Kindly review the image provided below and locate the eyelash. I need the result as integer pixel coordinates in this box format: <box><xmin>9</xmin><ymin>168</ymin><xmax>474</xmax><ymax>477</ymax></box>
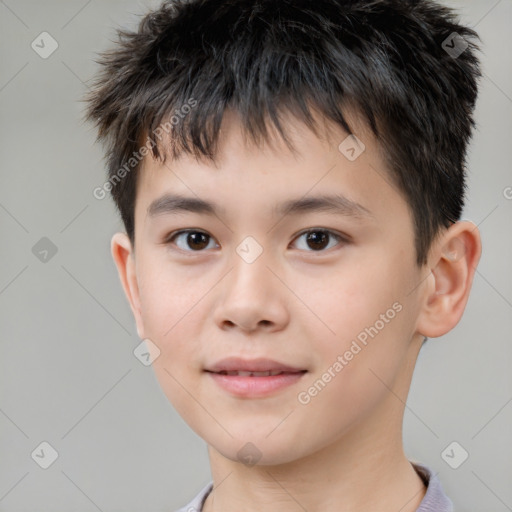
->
<box><xmin>164</xmin><ymin>228</ymin><xmax>348</xmax><ymax>254</ymax></box>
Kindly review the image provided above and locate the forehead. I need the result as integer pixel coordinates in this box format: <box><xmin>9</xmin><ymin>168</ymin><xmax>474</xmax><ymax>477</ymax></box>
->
<box><xmin>135</xmin><ymin>109</ymin><xmax>408</xmax><ymax>227</ymax></box>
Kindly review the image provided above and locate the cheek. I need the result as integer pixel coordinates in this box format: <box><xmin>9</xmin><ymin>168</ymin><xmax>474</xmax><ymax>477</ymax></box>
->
<box><xmin>136</xmin><ymin>262</ymin><xmax>206</xmax><ymax>423</ymax></box>
<box><xmin>293</xmin><ymin>258</ymin><xmax>413</xmax><ymax>400</ymax></box>
<box><xmin>137</xmin><ymin>257</ymin><xmax>204</xmax><ymax>341</ymax></box>
<box><xmin>294</xmin><ymin>307</ymin><xmax>412</xmax><ymax>443</ymax></box>
<box><xmin>293</xmin><ymin>258</ymin><xmax>402</xmax><ymax>346</ymax></box>
<box><xmin>135</xmin><ymin>260</ymin><xmax>210</xmax><ymax>409</ymax></box>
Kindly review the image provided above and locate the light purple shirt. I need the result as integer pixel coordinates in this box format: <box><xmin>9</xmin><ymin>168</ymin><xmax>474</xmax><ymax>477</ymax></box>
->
<box><xmin>175</xmin><ymin>463</ymin><xmax>453</xmax><ymax>512</ymax></box>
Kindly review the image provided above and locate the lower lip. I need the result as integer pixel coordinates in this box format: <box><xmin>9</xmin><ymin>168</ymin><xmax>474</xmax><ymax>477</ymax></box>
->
<box><xmin>206</xmin><ymin>371</ymin><xmax>307</xmax><ymax>398</ymax></box>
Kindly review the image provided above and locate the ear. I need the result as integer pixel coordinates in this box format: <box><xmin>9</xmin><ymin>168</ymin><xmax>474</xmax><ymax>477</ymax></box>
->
<box><xmin>111</xmin><ymin>232</ymin><xmax>146</xmax><ymax>339</ymax></box>
<box><xmin>416</xmin><ymin>221</ymin><xmax>482</xmax><ymax>338</ymax></box>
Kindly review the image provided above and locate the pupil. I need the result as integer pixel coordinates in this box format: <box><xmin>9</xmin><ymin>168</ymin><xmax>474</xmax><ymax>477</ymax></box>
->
<box><xmin>307</xmin><ymin>231</ymin><xmax>328</xmax><ymax>250</ymax></box>
<box><xmin>188</xmin><ymin>232</ymin><xmax>209</xmax><ymax>250</ymax></box>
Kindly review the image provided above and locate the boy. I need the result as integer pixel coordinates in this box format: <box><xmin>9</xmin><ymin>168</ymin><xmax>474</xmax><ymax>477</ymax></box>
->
<box><xmin>85</xmin><ymin>0</ymin><xmax>482</xmax><ymax>510</ymax></box>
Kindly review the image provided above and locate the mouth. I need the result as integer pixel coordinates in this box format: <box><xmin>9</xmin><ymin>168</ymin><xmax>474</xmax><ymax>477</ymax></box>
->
<box><xmin>210</xmin><ymin>370</ymin><xmax>305</xmax><ymax>377</ymax></box>
<box><xmin>205</xmin><ymin>356</ymin><xmax>307</xmax><ymax>374</ymax></box>
<box><xmin>204</xmin><ymin>357</ymin><xmax>308</xmax><ymax>397</ymax></box>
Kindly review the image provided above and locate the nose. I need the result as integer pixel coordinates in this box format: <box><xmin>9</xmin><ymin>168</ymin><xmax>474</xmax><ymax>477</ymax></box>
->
<box><xmin>213</xmin><ymin>250</ymin><xmax>290</xmax><ymax>334</ymax></box>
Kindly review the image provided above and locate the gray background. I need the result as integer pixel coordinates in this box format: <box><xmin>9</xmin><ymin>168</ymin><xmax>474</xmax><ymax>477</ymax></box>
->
<box><xmin>0</xmin><ymin>0</ymin><xmax>511</xmax><ymax>510</ymax></box>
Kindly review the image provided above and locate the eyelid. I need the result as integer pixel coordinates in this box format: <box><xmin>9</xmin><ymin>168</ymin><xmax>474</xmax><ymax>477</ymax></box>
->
<box><xmin>165</xmin><ymin>228</ymin><xmax>210</xmax><ymax>241</ymax></box>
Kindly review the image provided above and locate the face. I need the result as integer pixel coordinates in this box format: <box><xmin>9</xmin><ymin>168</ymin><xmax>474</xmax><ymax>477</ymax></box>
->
<box><xmin>124</xmin><ymin>110</ymin><xmax>429</xmax><ymax>465</ymax></box>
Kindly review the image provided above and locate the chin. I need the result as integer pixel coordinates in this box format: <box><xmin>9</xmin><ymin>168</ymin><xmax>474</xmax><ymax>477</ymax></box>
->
<box><xmin>206</xmin><ymin>430</ymin><xmax>314</xmax><ymax>467</ymax></box>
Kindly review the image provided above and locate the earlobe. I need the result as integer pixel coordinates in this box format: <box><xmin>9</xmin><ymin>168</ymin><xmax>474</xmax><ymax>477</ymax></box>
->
<box><xmin>416</xmin><ymin>221</ymin><xmax>482</xmax><ymax>338</ymax></box>
<box><xmin>111</xmin><ymin>232</ymin><xmax>146</xmax><ymax>339</ymax></box>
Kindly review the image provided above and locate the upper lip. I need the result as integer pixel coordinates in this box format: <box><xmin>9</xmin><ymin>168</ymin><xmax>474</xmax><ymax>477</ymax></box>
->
<box><xmin>205</xmin><ymin>357</ymin><xmax>307</xmax><ymax>373</ymax></box>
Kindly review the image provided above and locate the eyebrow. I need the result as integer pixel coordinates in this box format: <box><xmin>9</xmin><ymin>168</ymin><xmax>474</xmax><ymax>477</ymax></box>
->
<box><xmin>147</xmin><ymin>193</ymin><xmax>373</xmax><ymax>220</ymax></box>
<box><xmin>276</xmin><ymin>194</ymin><xmax>373</xmax><ymax>219</ymax></box>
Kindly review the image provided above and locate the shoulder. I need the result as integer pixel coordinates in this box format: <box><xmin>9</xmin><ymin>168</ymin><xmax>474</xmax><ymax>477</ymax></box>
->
<box><xmin>174</xmin><ymin>482</ymin><xmax>213</xmax><ymax>512</ymax></box>
<box><xmin>413</xmin><ymin>463</ymin><xmax>454</xmax><ymax>512</ymax></box>
<box><xmin>175</xmin><ymin>464</ymin><xmax>453</xmax><ymax>512</ymax></box>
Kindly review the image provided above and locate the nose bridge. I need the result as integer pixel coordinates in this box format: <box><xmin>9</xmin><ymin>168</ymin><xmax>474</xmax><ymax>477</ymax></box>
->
<box><xmin>213</xmin><ymin>237</ymin><xmax>289</xmax><ymax>331</ymax></box>
<box><xmin>228</xmin><ymin>238</ymin><xmax>275</xmax><ymax>300</ymax></box>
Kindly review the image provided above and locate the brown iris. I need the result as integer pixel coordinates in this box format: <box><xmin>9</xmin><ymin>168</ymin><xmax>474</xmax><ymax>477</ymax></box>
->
<box><xmin>186</xmin><ymin>232</ymin><xmax>210</xmax><ymax>250</ymax></box>
<box><xmin>305</xmin><ymin>231</ymin><xmax>329</xmax><ymax>251</ymax></box>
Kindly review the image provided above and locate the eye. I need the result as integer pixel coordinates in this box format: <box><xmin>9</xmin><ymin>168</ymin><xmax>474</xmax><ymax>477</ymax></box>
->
<box><xmin>166</xmin><ymin>230</ymin><xmax>218</xmax><ymax>251</ymax></box>
<box><xmin>291</xmin><ymin>229</ymin><xmax>345</xmax><ymax>252</ymax></box>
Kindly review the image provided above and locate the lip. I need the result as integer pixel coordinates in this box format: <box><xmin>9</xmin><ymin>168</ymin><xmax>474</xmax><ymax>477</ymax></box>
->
<box><xmin>204</xmin><ymin>357</ymin><xmax>307</xmax><ymax>398</ymax></box>
<box><xmin>205</xmin><ymin>357</ymin><xmax>306</xmax><ymax>373</ymax></box>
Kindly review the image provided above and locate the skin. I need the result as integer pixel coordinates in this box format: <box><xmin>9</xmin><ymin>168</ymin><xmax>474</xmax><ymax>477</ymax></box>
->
<box><xmin>112</xmin><ymin>109</ymin><xmax>481</xmax><ymax>511</ymax></box>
